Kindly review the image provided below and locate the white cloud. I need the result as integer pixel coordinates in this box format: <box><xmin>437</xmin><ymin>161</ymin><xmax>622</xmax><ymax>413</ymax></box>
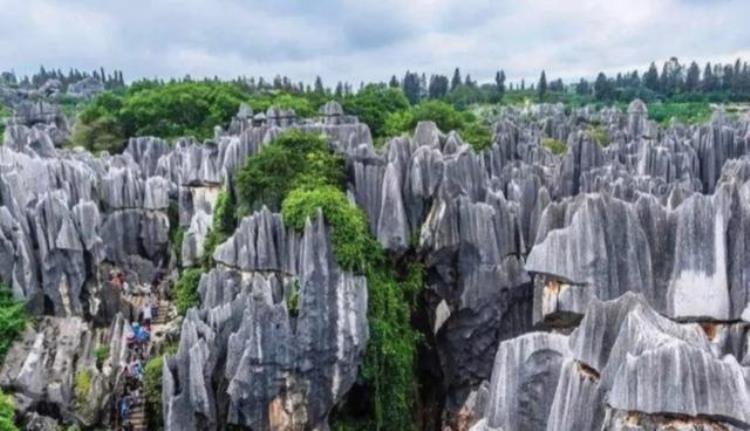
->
<box><xmin>0</xmin><ymin>0</ymin><xmax>748</xmax><ymax>85</ymax></box>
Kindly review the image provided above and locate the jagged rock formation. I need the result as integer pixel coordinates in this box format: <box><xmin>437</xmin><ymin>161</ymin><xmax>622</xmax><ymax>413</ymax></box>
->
<box><xmin>472</xmin><ymin>293</ymin><xmax>750</xmax><ymax>430</ymax></box>
<box><xmin>0</xmin><ymin>102</ymin><xmax>375</xmax><ymax>429</ymax></box>
<box><xmin>66</xmin><ymin>76</ymin><xmax>105</xmax><ymax>99</ymax></box>
<box><xmin>163</xmin><ymin>209</ymin><xmax>368</xmax><ymax>430</ymax></box>
<box><xmin>1</xmin><ymin>98</ymin><xmax>750</xmax><ymax>430</ymax></box>
<box><xmin>0</xmin><ymin>314</ymin><xmax>132</xmax><ymax>427</ymax></box>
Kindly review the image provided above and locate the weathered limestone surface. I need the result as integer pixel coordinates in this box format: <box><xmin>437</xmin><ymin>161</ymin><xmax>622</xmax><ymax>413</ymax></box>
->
<box><xmin>163</xmin><ymin>211</ymin><xmax>368</xmax><ymax>430</ymax></box>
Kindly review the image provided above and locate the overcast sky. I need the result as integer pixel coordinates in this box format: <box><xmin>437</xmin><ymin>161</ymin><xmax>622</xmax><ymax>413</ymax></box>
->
<box><xmin>1</xmin><ymin>0</ymin><xmax>749</xmax><ymax>85</ymax></box>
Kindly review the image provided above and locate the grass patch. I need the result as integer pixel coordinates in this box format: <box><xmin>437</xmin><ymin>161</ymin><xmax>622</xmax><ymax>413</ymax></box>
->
<box><xmin>648</xmin><ymin>102</ymin><xmax>713</xmax><ymax>125</ymax></box>
<box><xmin>587</xmin><ymin>126</ymin><xmax>610</xmax><ymax>147</ymax></box>
<box><xmin>542</xmin><ymin>137</ymin><xmax>567</xmax><ymax>155</ymax></box>
<box><xmin>0</xmin><ymin>284</ymin><xmax>27</xmax><ymax>362</ymax></box>
<box><xmin>74</xmin><ymin>370</ymin><xmax>92</xmax><ymax>402</ymax></box>
<box><xmin>286</xmin><ymin>280</ymin><xmax>300</xmax><ymax>317</ymax></box>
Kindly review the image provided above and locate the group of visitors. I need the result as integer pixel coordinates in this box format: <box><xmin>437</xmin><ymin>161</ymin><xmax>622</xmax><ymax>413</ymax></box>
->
<box><xmin>114</xmin><ymin>270</ymin><xmax>164</xmax><ymax>430</ymax></box>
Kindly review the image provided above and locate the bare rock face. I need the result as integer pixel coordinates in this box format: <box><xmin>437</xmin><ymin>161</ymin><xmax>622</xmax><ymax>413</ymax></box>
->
<box><xmin>473</xmin><ymin>293</ymin><xmax>750</xmax><ymax>430</ymax></box>
<box><xmin>470</xmin><ymin>332</ymin><xmax>570</xmax><ymax>431</ymax></box>
<box><xmin>66</xmin><ymin>77</ymin><xmax>104</xmax><ymax>100</ymax></box>
<box><xmin>336</xmin><ymin>101</ymin><xmax>750</xmax><ymax>427</ymax></box>
<box><xmin>0</xmin><ymin>316</ymin><xmax>130</xmax><ymax>427</ymax></box>
<box><xmin>163</xmin><ymin>210</ymin><xmax>368</xmax><ymax>430</ymax></box>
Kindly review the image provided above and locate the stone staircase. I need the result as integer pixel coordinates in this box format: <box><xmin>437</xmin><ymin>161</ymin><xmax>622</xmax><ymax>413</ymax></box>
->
<box><xmin>126</xmin><ymin>394</ymin><xmax>146</xmax><ymax>431</ymax></box>
<box><xmin>116</xmin><ymin>294</ymin><xmax>174</xmax><ymax>430</ymax></box>
<box><xmin>126</xmin><ymin>296</ymin><xmax>172</xmax><ymax>327</ymax></box>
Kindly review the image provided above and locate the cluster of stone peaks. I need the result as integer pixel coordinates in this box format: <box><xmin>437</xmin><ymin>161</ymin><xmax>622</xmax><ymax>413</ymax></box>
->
<box><xmin>0</xmin><ymin>96</ymin><xmax>749</xmax><ymax>430</ymax></box>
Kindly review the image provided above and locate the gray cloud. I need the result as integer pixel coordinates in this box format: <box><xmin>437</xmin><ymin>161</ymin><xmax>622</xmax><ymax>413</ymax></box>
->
<box><xmin>1</xmin><ymin>0</ymin><xmax>749</xmax><ymax>85</ymax></box>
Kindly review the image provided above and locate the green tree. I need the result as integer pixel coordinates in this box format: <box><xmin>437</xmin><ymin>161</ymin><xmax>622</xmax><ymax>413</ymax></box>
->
<box><xmin>428</xmin><ymin>75</ymin><xmax>449</xmax><ymax>99</ymax></box>
<box><xmin>450</xmin><ymin>68</ymin><xmax>462</xmax><ymax>91</ymax></box>
<box><xmin>402</xmin><ymin>72</ymin><xmax>422</xmax><ymax>105</ymax></box>
<box><xmin>494</xmin><ymin>70</ymin><xmax>506</xmax><ymax>100</ymax></box>
<box><xmin>342</xmin><ymin>84</ymin><xmax>409</xmax><ymax>138</ymax></box>
<box><xmin>236</xmin><ymin>130</ymin><xmax>342</xmax><ymax>211</ymax></box>
<box><xmin>594</xmin><ymin>73</ymin><xmax>614</xmax><ymax>101</ymax></box>
<box><xmin>685</xmin><ymin>61</ymin><xmax>700</xmax><ymax>92</ymax></box>
<box><xmin>537</xmin><ymin>70</ymin><xmax>547</xmax><ymax>101</ymax></box>
<box><xmin>643</xmin><ymin>62</ymin><xmax>660</xmax><ymax>92</ymax></box>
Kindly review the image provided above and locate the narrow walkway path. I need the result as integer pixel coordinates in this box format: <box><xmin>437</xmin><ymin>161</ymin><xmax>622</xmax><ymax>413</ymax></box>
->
<box><xmin>114</xmin><ymin>289</ymin><xmax>174</xmax><ymax>431</ymax></box>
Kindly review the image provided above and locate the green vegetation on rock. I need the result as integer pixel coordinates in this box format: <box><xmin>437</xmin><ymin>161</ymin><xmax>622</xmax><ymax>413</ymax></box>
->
<box><xmin>286</xmin><ymin>280</ymin><xmax>300</xmax><ymax>317</ymax></box>
<box><xmin>647</xmin><ymin>101</ymin><xmax>713</xmax><ymax>125</ymax></box>
<box><xmin>0</xmin><ymin>284</ymin><xmax>27</xmax><ymax>362</ymax></box>
<box><xmin>237</xmin><ymin>130</ymin><xmax>343</xmax><ymax>211</ymax></box>
<box><xmin>71</xmin><ymin>81</ymin><xmax>249</xmax><ymax>152</ymax></box>
<box><xmin>175</xmin><ymin>268</ymin><xmax>203</xmax><ymax>315</ymax></box>
<box><xmin>144</xmin><ymin>355</ymin><xmax>164</xmax><ymax>430</ymax></box>
<box><xmin>74</xmin><ymin>370</ymin><xmax>92</xmax><ymax>402</ymax></box>
<box><xmin>382</xmin><ymin>100</ymin><xmax>493</xmax><ymax>151</ymax></box>
<box><xmin>587</xmin><ymin>126</ymin><xmax>610</xmax><ymax>147</ymax></box>
<box><xmin>95</xmin><ymin>346</ymin><xmax>109</xmax><ymax>370</ymax></box>
<box><xmin>201</xmin><ymin>188</ymin><xmax>236</xmax><ymax>269</ymax></box>
<box><xmin>236</xmin><ymin>128</ymin><xmax>422</xmax><ymax>430</ymax></box>
<box><xmin>282</xmin><ymin>186</ymin><xmax>373</xmax><ymax>272</ymax></box>
<box><xmin>342</xmin><ymin>84</ymin><xmax>410</xmax><ymax>138</ymax></box>
<box><xmin>542</xmin><ymin>137</ymin><xmax>567</xmax><ymax>155</ymax></box>
<box><xmin>0</xmin><ymin>390</ymin><xmax>17</xmax><ymax>431</ymax></box>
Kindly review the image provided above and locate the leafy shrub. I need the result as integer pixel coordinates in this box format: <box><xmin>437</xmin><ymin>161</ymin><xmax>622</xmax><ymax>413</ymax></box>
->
<box><xmin>282</xmin><ymin>185</ymin><xmax>421</xmax><ymax>430</ymax></box>
<box><xmin>246</xmin><ymin>92</ymin><xmax>318</xmax><ymax>118</ymax></box>
<box><xmin>144</xmin><ymin>355</ymin><xmax>164</xmax><ymax>429</ymax></box>
<box><xmin>236</xmin><ymin>130</ymin><xmax>342</xmax><ymax>211</ymax></box>
<box><xmin>69</xmin><ymin>115</ymin><xmax>125</xmax><ymax>154</ymax></box>
<box><xmin>0</xmin><ymin>390</ymin><xmax>17</xmax><ymax>431</ymax></box>
<box><xmin>200</xmin><ymin>189</ymin><xmax>236</xmax><ymax>269</ymax></box>
<box><xmin>383</xmin><ymin>100</ymin><xmax>493</xmax><ymax>151</ymax></box>
<box><xmin>542</xmin><ymin>137</ymin><xmax>567</xmax><ymax>155</ymax></box>
<box><xmin>286</xmin><ymin>280</ymin><xmax>300</xmax><ymax>317</ymax></box>
<box><xmin>171</xmin><ymin>227</ymin><xmax>185</xmax><ymax>264</ymax></box>
<box><xmin>342</xmin><ymin>84</ymin><xmax>410</xmax><ymax>138</ymax></box>
<box><xmin>118</xmin><ymin>81</ymin><xmax>247</xmax><ymax>139</ymax></box>
<box><xmin>587</xmin><ymin>126</ymin><xmax>610</xmax><ymax>147</ymax></box>
<box><xmin>201</xmin><ymin>229</ymin><xmax>228</xmax><ymax>270</ymax></box>
<box><xmin>282</xmin><ymin>186</ymin><xmax>374</xmax><ymax>272</ymax></box>
<box><xmin>0</xmin><ymin>285</ymin><xmax>26</xmax><ymax>361</ymax></box>
<box><xmin>74</xmin><ymin>370</ymin><xmax>91</xmax><ymax>402</ymax></box>
<box><xmin>648</xmin><ymin>101</ymin><xmax>712</xmax><ymax>125</ymax></box>
<box><xmin>95</xmin><ymin>346</ymin><xmax>109</xmax><ymax>370</ymax></box>
<box><xmin>362</xmin><ymin>265</ymin><xmax>420</xmax><ymax>430</ymax></box>
<box><xmin>460</xmin><ymin>120</ymin><xmax>493</xmax><ymax>151</ymax></box>
<box><xmin>175</xmin><ymin>268</ymin><xmax>203</xmax><ymax>315</ymax></box>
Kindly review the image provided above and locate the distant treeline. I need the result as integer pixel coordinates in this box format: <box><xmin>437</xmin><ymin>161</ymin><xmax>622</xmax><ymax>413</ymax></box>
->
<box><xmin>0</xmin><ymin>66</ymin><xmax>125</xmax><ymax>91</ymax></box>
<box><xmin>4</xmin><ymin>56</ymin><xmax>750</xmax><ymax>105</ymax></box>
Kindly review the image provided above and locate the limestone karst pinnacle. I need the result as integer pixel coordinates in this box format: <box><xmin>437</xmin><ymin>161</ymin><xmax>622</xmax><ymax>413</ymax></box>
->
<box><xmin>0</xmin><ymin>91</ymin><xmax>749</xmax><ymax>430</ymax></box>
